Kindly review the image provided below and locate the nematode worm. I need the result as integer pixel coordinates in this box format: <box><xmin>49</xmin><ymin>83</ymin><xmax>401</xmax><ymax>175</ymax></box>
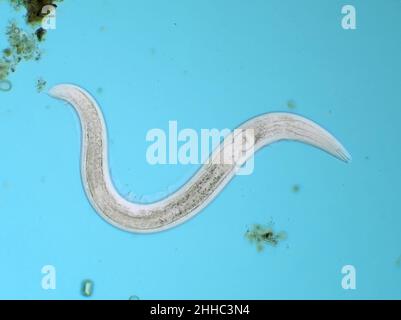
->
<box><xmin>49</xmin><ymin>84</ymin><xmax>350</xmax><ymax>233</ymax></box>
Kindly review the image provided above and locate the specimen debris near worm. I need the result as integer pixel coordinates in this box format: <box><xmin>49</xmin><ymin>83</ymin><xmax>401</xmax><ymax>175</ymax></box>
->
<box><xmin>49</xmin><ymin>84</ymin><xmax>350</xmax><ymax>233</ymax></box>
<box><xmin>245</xmin><ymin>223</ymin><xmax>287</xmax><ymax>252</ymax></box>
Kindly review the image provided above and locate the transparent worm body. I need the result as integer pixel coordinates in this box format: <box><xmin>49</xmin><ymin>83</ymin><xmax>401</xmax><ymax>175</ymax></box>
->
<box><xmin>49</xmin><ymin>84</ymin><xmax>350</xmax><ymax>233</ymax></box>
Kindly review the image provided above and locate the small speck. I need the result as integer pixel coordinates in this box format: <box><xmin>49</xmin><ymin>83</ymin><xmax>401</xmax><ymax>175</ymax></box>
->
<box><xmin>0</xmin><ymin>107</ymin><xmax>12</xmax><ymax>115</ymax></box>
<box><xmin>97</xmin><ymin>87</ymin><xmax>103</xmax><ymax>94</ymax></box>
<box><xmin>287</xmin><ymin>100</ymin><xmax>296</xmax><ymax>110</ymax></box>
<box><xmin>396</xmin><ymin>255</ymin><xmax>401</xmax><ymax>267</ymax></box>
<box><xmin>2</xmin><ymin>180</ymin><xmax>10</xmax><ymax>189</ymax></box>
<box><xmin>129</xmin><ymin>295</ymin><xmax>140</xmax><ymax>300</ymax></box>
<box><xmin>81</xmin><ymin>279</ymin><xmax>94</xmax><ymax>297</ymax></box>
<box><xmin>292</xmin><ymin>184</ymin><xmax>300</xmax><ymax>193</ymax></box>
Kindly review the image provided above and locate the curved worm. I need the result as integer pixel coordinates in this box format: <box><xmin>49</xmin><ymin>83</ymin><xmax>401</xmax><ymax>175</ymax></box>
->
<box><xmin>49</xmin><ymin>84</ymin><xmax>350</xmax><ymax>233</ymax></box>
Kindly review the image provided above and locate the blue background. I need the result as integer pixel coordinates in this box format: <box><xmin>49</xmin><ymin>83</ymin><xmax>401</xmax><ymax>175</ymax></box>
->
<box><xmin>0</xmin><ymin>0</ymin><xmax>400</xmax><ymax>299</ymax></box>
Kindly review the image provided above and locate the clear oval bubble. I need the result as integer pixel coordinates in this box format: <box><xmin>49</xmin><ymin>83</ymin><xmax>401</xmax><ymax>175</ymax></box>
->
<box><xmin>0</xmin><ymin>80</ymin><xmax>12</xmax><ymax>92</ymax></box>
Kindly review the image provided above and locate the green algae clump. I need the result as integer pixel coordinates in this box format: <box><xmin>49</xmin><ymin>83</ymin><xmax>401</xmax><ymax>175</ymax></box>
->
<box><xmin>245</xmin><ymin>223</ymin><xmax>287</xmax><ymax>252</ymax></box>
<box><xmin>9</xmin><ymin>0</ymin><xmax>63</xmax><ymax>25</ymax></box>
<box><xmin>0</xmin><ymin>1</ymin><xmax>64</xmax><ymax>87</ymax></box>
<box><xmin>7</xmin><ymin>22</ymin><xmax>41</xmax><ymax>61</ymax></box>
<box><xmin>0</xmin><ymin>21</ymin><xmax>42</xmax><ymax>82</ymax></box>
<box><xmin>0</xmin><ymin>60</ymin><xmax>11</xmax><ymax>80</ymax></box>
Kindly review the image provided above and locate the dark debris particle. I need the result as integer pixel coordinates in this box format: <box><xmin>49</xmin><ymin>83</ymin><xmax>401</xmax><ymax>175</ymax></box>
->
<box><xmin>245</xmin><ymin>223</ymin><xmax>287</xmax><ymax>252</ymax></box>
<box><xmin>35</xmin><ymin>27</ymin><xmax>47</xmax><ymax>41</ymax></box>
